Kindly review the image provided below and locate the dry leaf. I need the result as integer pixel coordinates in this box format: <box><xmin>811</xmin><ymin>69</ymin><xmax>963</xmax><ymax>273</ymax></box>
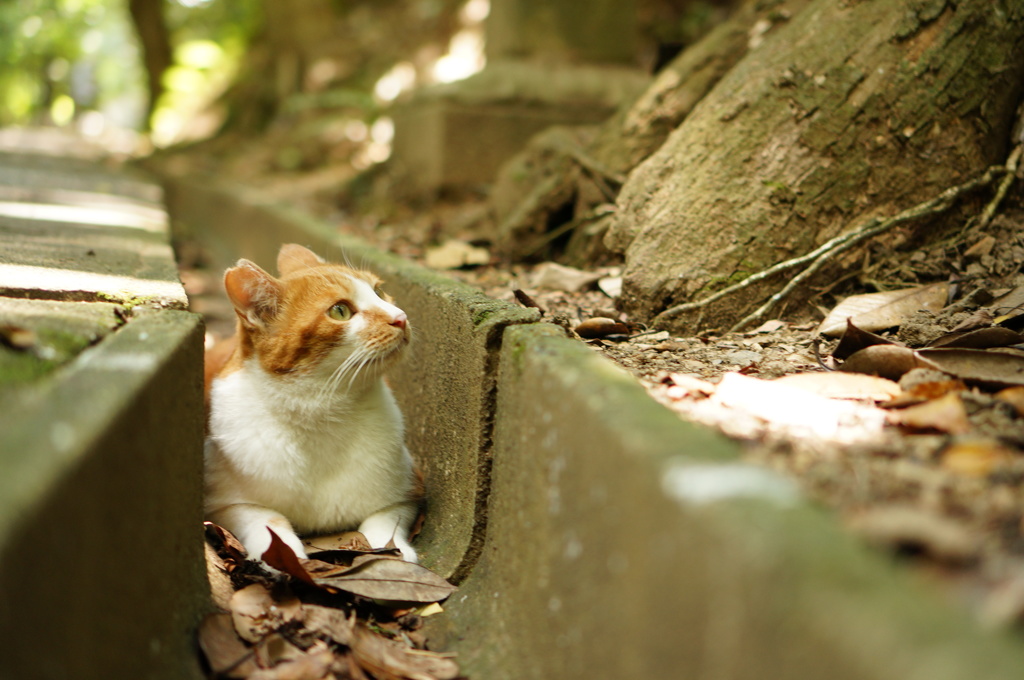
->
<box><xmin>818</xmin><ymin>283</ymin><xmax>949</xmax><ymax>337</ymax></box>
<box><xmin>995</xmin><ymin>386</ymin><xmax>1024</xmax><ymax>416</ymax></box>
<box><xmin>205</xmin><ymin>522</ymin><xmax>247</xmax><ymax>569</ymax></box>
<box><xmin>302</xmin><ymin>605</ymin><xmax>355</xmax><ymax>646</ymax></box>
<box><xmin>831</xmin><ymin>319</ymin><xmax>900</xmax><ymax>361</ymax></box>
<box><xmin>263</xmin><ymin>529</ymin><xmax>319</xmax><ymax>586</ymax></box>
<box><xmin>424</xmin><ymin>240</ymin><xmax>490</xmax><ymax>270</ymax></box>
<box><xmin>248</xmin><ymin>648</ymin><xmax>334</xmax><ymax>680</ymax></box>
<box><xmin>314</xmin><ymin>556</ymin><xmax>457</xmax><ymax>603</ymax></box>
<box><xmin>948</xmin><ymin>308</ymin><xmax>994</xmax><ymax>333</ymax></box>
<box><xmin>597</xmin><ymin>276</ymin><xmax>622</xmax><ymax>298</ymax></box>
<box><xmin>663</xmin><ymin>373</ymin><xmax>715</xmax><ymax>397</ymax></box>
<box><xmin>992</xmin><ymin>285</ymin><xmax>1024</xmax><ymax>319</ymax></box>
<box><xmin>352</xmin><ymin>623</ymin><xmax>460</xmax><ymax>680</ymax></box>
<box><xmin>511</xmin><ymin>288</ymin><xmax>543</xmax><ymax>312</ymax></box>
<box><xmin>887</xmin><ymin>392</ymin><xmax>971</xmax><ymax>435</ymax></box>
<box><xmin>839</xmin><ymin>344</ymin><xmax>921</xmax><ymax>380</ymax></box>
<box><xmin>529</xmin><ymin>262</ymin><xmax>602</xmax><ymax>292</ymax></box>
<box><xmin>574</xmin><ymin>317</ymin><xmax>629</xmax><ymax>339</ymax></box>
<box><xmin>963</xmin><ymin>234</ymin><xmax>996</xmax><ymax>259</ymax></box>
<box><xmin>904</xmin><ymin>378</ymin><xmax>967</xmax><ymax>400</ymax></box>
<box><xmin>927</xmin><ymin>326</ymin><xmax>1024</xmax><ymax>349</ymax></box>
<box><xmin>304</xmin><ymin>531</ymin><xmax>374</xmax><ymax>555</ymax></box>
<box><xmin>917</xmin><ymin>348</ymin><xmax>1024</xmax><ymax>388</ymax></box>
<box><xmin>772</xmin><ymin>372</ymin><xmax>901</xmax><ymax>402</ymax></box>
<box><xmin>883</xmin><ymin>377</ymin><xmax>968</xmax><ymax>408</ymax></box>
<box><xmin>711</xmin><ymin>372</ymin><xmax>886</xmax><ymax>437</ymax></box>
<box><xmin>230</xmin><ymin>583</ymin><xmax>301</xmax><ymax>644</ymax></box>
<box><xmin>198</xmin><ymin>613</ymin><xmax>257</xmax><ymax>677</ymax></box>
<box><xmin>941</xmin><ymin>439</ymin><xmax>1015</xmax><ymax>477</ymax></box>
<box><xmin>205</xmin><ymin>542</ymin><xmax>236</xmax><ymax>611</ymax></box>
<box><xmin>414</xmin><ymin>603</ymin><xmax>444</xmax><ymax>617</ymax></box>
<box><xmin>0</xmin><ymin>325</ymin><xmax>37</xmax><ymax>350</ymax></box>
<box><xmin>750</xmin><ymin>319</ymin><xmax>786</xmax><ymax>334</ymax></box>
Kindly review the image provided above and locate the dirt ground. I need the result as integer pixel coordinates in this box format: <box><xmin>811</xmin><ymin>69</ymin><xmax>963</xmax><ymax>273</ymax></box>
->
<box><xmin>168</xmin><ymin>138</ymin><xmax>1024</xmax><ymax>633</ymax></box>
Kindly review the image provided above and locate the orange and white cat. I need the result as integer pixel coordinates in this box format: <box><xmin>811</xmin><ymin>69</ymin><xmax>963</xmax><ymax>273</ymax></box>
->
<box><xmin>204</xmin><ymin>244</ymin><xmax>420</xmax><ymax>563</ymax></box>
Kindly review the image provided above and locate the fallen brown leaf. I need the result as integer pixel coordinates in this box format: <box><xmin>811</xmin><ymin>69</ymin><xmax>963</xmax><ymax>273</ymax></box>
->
<box><xmin>818</xmin><ymin>283</ymin><xmax>949</xmax><ymax>337</ymax></box>
<box><xmin>352</xmin><ymin>623</ymin><xmax>460</xmax><ymax>680</ymax></box>
<box><xmin>205</xmin><ymin>521</ymin><xmax>247</xmax><ymax>569</ymax></box>
<box><xmin>263</xmin><ymin>529</ymin><xmax>319</xmax><ymax>587</ymax></box>
<box><xmin>302</xmin><ymin>605</ymin><xmax>355</xmax><ymax>646</ymax></box>
<box><xmin>0</xmin><ymin>324</ymin><xmax>37</xmax><ymax>350</ymax></box>
<box><xmin>230</xmin><ymin>583</ymin><xmax>301</xmax><ymax>644</ymax></box>
<box><xmin>831</xmin><ymin>319</ymin><xmax>900</xmax><ymax>361</ymax></box>
<box><xmin>424</xmin><ymin>240</ymin><xmax>489</xmax><ymax>269</ymax></box>
<box><xmin>839</xmin><ymin>344</ymin><xmax>921</xmax><ymax>380</ymax></box>
<box><xmin>917</xmin><ymin>348</ymin><xmax>1024</xmax><ymax>388</ymax></box>
<box><xmin>312</xmin><ymin>556</ymin><xmax>457</xmax><ymax>603</ymax></box>
<box><xmin>198</xmin><ymin>613</ymin><xmax>258</xmax><ymax>678</ymax></box>
<box><xmin>206</xmin><ymin>542</ymin><xmax>236</xmax><ymax>611</ymax></box>
<box><xmin>574</xmin><ymin>317</ymin><xmax>629</xmax><ymax>339</ymax></box>
<box><xmin>772</xmin><ymin>372</ymin><xmax>901</xmax><ymax>402</ymax></box>
<box><xmin>927</xmin><ymin>326</ymin><xmax>1024</xmax><ymax>349</ymax></box>
<box><xmin>530</xmin><ymin>261</ymin><xmax>602</xmax><ymax>292</ymax></box>
<box><xmin>247</xmin><ymin>648</ymin><xmax>334</xmax><ymax>680</ymax></box>
<box><xmin>995</xmin><ymin>386</ymin><xmax>1024</xmax><ymax>416</ymax></box>
<box><xmin>887</xmin><ymin>392</ymin><xmax>971</xmax><ymax>435</ymax></box>
<box><xmin>941</xmin><ymin>439</ymin><xmax>1015</xmax><ymax>477</ymax></box>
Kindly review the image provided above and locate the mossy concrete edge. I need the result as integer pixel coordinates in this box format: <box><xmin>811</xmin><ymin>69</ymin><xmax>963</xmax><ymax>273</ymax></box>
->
<box><xmin>432</xmin><ymin>323</ymin><xmax>1024</xmax><ymax>679</ymax></box>
<box><xmin>0</xmin><ymin>310</ymin><xmax>208</xmax><ymax>679</ymax></box>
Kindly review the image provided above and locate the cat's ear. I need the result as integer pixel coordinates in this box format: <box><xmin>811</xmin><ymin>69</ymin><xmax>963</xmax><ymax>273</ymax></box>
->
<box><xmin>224</xmin><ymin>260</ymin><xmax>282</xmax><ymax>328</ymax></box>
<box><xmin>277</xmin><ymin>244</ymin><xmax>324</xmax><ymax>276</ymax></box>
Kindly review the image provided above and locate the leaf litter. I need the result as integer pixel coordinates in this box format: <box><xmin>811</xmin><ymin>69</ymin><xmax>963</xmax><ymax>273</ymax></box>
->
<box><xmin>436</xmin><ymin>214</ymin><xmax>1024</xmax><ymax>630</ymax></box>
<box><xmin>199</xmin><ymin>524</ymin><xmax>460</xmax><ymax>680</ymax></box>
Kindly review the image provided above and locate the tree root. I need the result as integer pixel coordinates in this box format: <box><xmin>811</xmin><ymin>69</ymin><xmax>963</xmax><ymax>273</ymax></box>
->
<box><xmin>651</xmin><ymin>163</ymin><xmax>1013</xmax><ymax>333</ymax></box>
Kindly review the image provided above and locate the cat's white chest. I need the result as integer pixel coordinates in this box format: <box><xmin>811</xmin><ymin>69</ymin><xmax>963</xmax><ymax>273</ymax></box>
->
<box><xmin>206</xmin><ymin>364</ymin><xmax>410</xmax><ymax>533</ymax></box>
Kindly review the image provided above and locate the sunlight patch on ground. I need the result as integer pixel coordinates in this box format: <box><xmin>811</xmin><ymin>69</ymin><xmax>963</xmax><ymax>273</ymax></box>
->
<box><xmin>0</xmin><ymin>200</ymin><xmax>166</xmax><ymax>232</ymax></box>
<box><xmin>0</xmin><ymin>263</ymin><xmax>186</xmax><ymax>306</ymax></box>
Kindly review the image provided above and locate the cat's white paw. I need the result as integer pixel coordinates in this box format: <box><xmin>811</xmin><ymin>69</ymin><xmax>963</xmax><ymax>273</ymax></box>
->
<box><xmin>359</xmin><ymin>514</ymin><xmax>417</xmax><ymax>562</ymax></box>
<box><xmin>239</xmin><ymin>523</ymin><xmax>308</xmax><ymax>562</ymax></box>
<box><xmin>390</xmin><ymin>537</ymin><xmax>418</xmax><ymax>564</ymax></box>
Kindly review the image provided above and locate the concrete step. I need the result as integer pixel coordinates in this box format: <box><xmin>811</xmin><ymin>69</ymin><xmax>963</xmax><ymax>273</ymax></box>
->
<box><xmin>0</xmin><ymin>141</ymin><xmax>207</xmax><ymax>679</ymax></box>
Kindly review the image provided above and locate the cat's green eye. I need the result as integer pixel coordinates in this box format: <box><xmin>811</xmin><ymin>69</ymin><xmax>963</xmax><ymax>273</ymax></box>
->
<box><xmin>328</xmin><ymin>303</ymin><xmax>353</xmax><ymax>321</ymax></box>
<box><xmin>373</xmin><ymin>285</ymin><xmax>385</xmax><ymax>298</ymax></box>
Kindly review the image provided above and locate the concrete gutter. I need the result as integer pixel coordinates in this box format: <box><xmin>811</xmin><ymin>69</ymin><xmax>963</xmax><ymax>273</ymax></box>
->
<box><xmin>164</xmin><ymin>178</ymin><xmax>540</xmax><ymax>580</ymax></box>
<box><xmin>164</xmin><ymin>176</ymin><xmax>1024</xmax><ymax>679</ymax></box>
<box><xmin>0</xmin><ymin>148</ymin><xmax>207</xmax><ymax>679</ymax></box>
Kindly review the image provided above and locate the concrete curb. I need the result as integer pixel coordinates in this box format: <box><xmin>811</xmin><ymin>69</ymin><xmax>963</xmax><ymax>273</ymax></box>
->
<box><xmin>0</xmin><ymin>311</ymin><xmax>207</xmax><ymax>679</ymax></box>
<box><xmin>164</xmin><ymin>177</ymin><xmax>539</xmax><ymax>579</ymax></box>
<box><xmin>432</xmin><ymin>323</ymin><xmax>1024</xmax><ymax>679</ymax></box>
<box><xmin>0</xmin><ymin>149</ymin><xmax>208</xmax><ymax>679</ymax></box>
<box><xmin>163</xmin><ymin>176</ymin><xmax>1024</xmax><ymax>679</ymax></box>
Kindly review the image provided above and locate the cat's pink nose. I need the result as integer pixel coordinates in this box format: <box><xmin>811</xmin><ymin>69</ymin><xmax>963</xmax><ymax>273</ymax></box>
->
<box><xmin>391</xmin><ymin>312</ymin><xmax>408</xmax><ymax>329</ymax></box>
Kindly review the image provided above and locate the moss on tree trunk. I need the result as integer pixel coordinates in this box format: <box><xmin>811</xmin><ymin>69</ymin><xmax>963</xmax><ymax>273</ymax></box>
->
<box><xmin>609</xmin><ymin>0</ymin><xmax>1024</xmax><ymax>333</ymax></box>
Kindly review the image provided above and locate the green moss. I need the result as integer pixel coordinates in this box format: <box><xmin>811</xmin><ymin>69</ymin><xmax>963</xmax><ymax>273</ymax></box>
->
<box><xmin>93</xmin><ymin>292</ymin><xmax>154</xmax><ymax>311</ymax></box>
<box><xmin>0</xmin><ymin>328</ymin><xmax>95</xmax><ymax>388</ymax></box>
<box><xmin>472</xmin><ymin>306</ymin><xmax>499</xmax><ymax>327</ymax></box>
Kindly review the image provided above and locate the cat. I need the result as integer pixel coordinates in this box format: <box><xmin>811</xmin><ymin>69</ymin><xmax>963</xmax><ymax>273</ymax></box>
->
<box><xmin>203</xmin><ymin>243</ymin><xmax>420</xmax><ymax>564</ymax></box>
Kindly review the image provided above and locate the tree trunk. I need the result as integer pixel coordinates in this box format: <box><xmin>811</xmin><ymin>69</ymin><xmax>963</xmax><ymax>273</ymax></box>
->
<box><xmin>494</xmin><ymin>0</ymin><xmax>812</xmax><ymax>259</ymax></box>
<box><xmin>609</xmin><ymin>0</ymin><xmax>1024</xmax><ymax>333</ymax></box>
<box><xmin>128</xmin><ymin>0</ymin><xmax>172</xmax><ymax>128</ymax></box>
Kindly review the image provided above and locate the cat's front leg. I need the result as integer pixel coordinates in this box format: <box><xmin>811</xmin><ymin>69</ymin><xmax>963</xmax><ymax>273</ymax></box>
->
<box><xmin>209</xmin><ymin>503</ymin><xmax>308</xmax><ymax>561</ymax></box>
<box><xmin>359</xmin><ymin>501</ymin><xmax>419</xmax><ymax>563</ymax></box>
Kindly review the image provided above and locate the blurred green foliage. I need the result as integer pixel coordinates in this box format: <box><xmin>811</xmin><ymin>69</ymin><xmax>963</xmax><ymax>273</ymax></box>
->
<box><xmin>0</xmin><ymin>0</ymin><xmax>261</xmax><ymax>132</ymax></box>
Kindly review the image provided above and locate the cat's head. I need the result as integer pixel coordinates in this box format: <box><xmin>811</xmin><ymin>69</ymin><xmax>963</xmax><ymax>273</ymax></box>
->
<box><xmin>223</xmin><ymin>244</ymin><xmax>410</xmax><ymax>383</ymax></box>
